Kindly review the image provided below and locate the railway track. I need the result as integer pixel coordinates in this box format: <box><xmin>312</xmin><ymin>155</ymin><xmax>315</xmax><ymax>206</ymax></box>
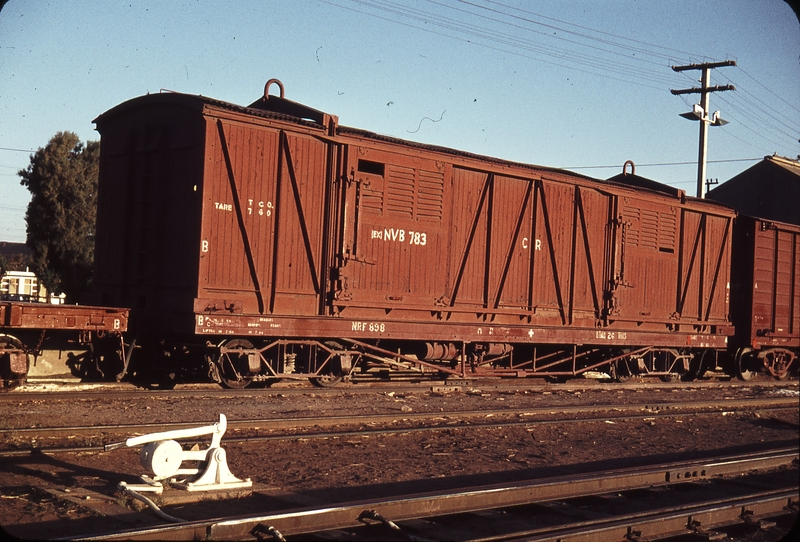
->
<box><xmin>2</xmin><ymin>379</ymin><xmax>796</xmax><ymax>540</ymax></box>
<box><xmin>62</xmin><ymin>446</ymin><xmax>799</xmax><ymax>541</ymax></box>
<box><xmin>7</xmin><ymin>372</ymin><xmax>797</xmax><ymax>401</ymax></box>
<box><xmin>2</xmin><ymin>396</ymin><xmax>797</xmax><ymax>457</ymax></box>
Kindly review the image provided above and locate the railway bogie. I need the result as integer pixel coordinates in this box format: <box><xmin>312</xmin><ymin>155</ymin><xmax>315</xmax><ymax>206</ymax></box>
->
<box><xmin>184</xmin><ymin>336</ymin><xmax>722</xmax><ymax>388</ymax></box>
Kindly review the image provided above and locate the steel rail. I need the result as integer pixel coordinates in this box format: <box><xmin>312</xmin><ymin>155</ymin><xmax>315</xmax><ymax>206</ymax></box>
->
<box><xmin>65</xmin><ymin>447</ymin><xmax>798</xmax><ymax>541</ymax></box>
<box><xmin>1</xmin><ymin>397</ymin><xmax>796</xmax><ymax>458</ymax></box>
<box><xmin>6</xmin><ymin>396</ymin><xmax>798</xmax><ymax>437</ymax></box>
<box><xmin>6</xmin><ymin>375</ymin><xmax>797</xmax><ymax>401</ymax></box>
<box><xmin>489</xmin><ymin>490</ymin><xmax>798</xmax><ymax>542</ymax></box>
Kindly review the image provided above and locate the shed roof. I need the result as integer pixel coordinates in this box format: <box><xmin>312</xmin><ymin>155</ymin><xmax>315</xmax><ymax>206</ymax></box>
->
<box><xmin>706</xmin><ymin>155</ymin><xmax>800</xmax><ymax>225</ymax></box>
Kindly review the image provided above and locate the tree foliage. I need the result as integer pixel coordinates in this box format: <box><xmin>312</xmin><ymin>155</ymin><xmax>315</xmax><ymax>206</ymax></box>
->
<box><xmin>18</xmin><ymin>132</ymin><xmax>100</xmax><ymax>302</ymax></box>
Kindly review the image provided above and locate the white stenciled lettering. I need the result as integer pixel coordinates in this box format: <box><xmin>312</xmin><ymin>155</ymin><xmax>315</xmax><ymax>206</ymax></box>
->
<box><xmin>408</xmin><ymin>231</ymin><xmax>427</xmax><ymax>245</ymax></box>
<box><xmin>214</xmin><ymin>202</ymin><xmax>233</xmax><ymax>212</ymax></box>
<box><xmin>383</xmin><ymin>228</ymin><xmax>405</xmax><ymax>242</ymax></box>
<box><xmin>522</xmin><ymin>238</ymin><xmax>542</xmax><ymax>250</ymax></box>
<box><xmin>201</xmin><ymin>240</ymin><xmax>209</xmax><ymax>253</ymax></box>
<box><xmin>374</xmin><ymin>227</ymin><xmax>427</xmax><ymax>246</ymax></box>
<box><xmin>352</xmin><ymin>321</ymin><xmax>386</xmax><ymax>333</ymax></box>
<box><xmin>247</xmin><ymin>200</ymin><xmax>273</xmax><ymax>217</ymax></box>
<box><xmin>352</xmin><ymin>321</ymin><xmax>366</xmax><ymax>331</ymax></box>
<box><xmin>595</xmin><ymin>330</ymin><xmax>625</xmax><ymax>341</ymax></box>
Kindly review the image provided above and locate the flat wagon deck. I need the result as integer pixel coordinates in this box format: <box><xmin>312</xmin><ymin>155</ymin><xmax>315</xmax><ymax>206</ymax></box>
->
<box><xmin>0</xmin><ymin>302</ymin><xmax>129</xmax><ymax>389</ymax></box>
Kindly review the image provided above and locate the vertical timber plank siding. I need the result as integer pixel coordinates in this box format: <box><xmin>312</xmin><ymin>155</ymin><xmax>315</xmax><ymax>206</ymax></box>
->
<box><xmin>570</xmin><ymin>187</ymin><xmax>611</xmax><ymax>322</ymax></box>
<box><xmin>731</xmin><ymin>216</ymin><xmax>799</xmax><ymax>350</ymax></box>
<box><xmin>490</xmin><ymin>175</ymin><xmax>533</xmax><ymax>311</ymax></box>
<box><xmin>449</xmin><ymin>167</ymin><xmax>491</xmax><ymax>313</ymax></box>
<box><xmin>94</xmin><ymin>128</ymin><xmax>130</xmax><ymax>305</ymax></box>
<box><xmin>271</xmin><ymin>132</ymin><xmax>327</xmax><ymax>314</ymax></box>
<box><xmin>677</xmin><ymin>208</ymin><xmax>732</xmax><ymax>326</ymax></box>
<box><xmin>201</xmin><ymin>119</ymin><xmax>280</xmax><ymax>314</ymax></box>
<box><xmin>753</xmin><ymin>221</ymin><xmax>799</xmax><ymax>340</ymax></box>
<box><xmin>94</xmin><ymin>103</ymin><xmax>205</xmax><ymax>332</ymax></box>
<box><xmin>618</xmin><ymin>196</ymin><xmax>680</xmax><ymax>321</ymax></box>
<box><xmin>343</xmin><ymin>147</ymin><xmax>448</xmax><ymax>311</ymax></box>
<box><xmin>200</xmin><ymin>119</ymin><xmax>326</xmax><ymax>316</ymax></box>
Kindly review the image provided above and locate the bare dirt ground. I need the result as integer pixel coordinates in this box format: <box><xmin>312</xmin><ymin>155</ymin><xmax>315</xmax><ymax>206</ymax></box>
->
<box><xmin>1</xmin><ymin>380</ymin><xmax>798</xmax><ymax>540</ymax></box>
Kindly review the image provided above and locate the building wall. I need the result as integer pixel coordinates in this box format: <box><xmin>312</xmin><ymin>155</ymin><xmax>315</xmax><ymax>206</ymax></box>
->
<box><xmin>707</xmin><ymin>156</ymin><xmax>800</xmax><ymax>226</ymax></box>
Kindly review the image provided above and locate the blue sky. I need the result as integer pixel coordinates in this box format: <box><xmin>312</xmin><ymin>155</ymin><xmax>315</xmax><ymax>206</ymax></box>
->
<box><xmin>1</xmin><ymin>0</ymin><xmax>798</xmax><ymax>243</ymax></box>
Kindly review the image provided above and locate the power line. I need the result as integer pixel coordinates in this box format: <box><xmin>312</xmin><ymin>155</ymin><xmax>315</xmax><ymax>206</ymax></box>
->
<box><xmin>454</xmin><ymin>0</ymin><xmax>697</xmax><ymax>65</ymax></box>
<box><xmin>322</xmin><ymin>0</ymin><xmax>688</xmax><ymax>89</ymax></box>
<box><xmin>716</xmin><ymin>94</ymin><xmax>797</xmax><ymax>150</ymax></box>
<box><xmin>733</xmin><ymin>66</ymin><xmax>800</xmax><ymax>116</ymax></box>
<box><xmin>564</xmin><ymin>157</ymin><xmax>762</xmax><ymax>170</ymax></box>
<box><xmin>715</xmin><ymin>121</ymin><xmax>783</xmax><ymax>157</ymax></box>
<box><xmin>476</xmin><ymin>0</ymin><xmax>705</xmax><ymax>62</ymax></box>
<box><xmin>321</xmin><ymin>0</ymin><xmax>798</xmax><ymax>157</ymax></box>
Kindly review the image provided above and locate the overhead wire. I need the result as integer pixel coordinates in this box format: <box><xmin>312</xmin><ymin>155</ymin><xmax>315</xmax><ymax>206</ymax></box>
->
<box><xmin>564</xmin><ymin>157</ymin><xmax>762</xmax><ymax>170</ymax></box>
<box><xmin>455</xmin><ymin>0</ymin><xmax>694</xmax><ymax>65</ymax></box>
<box><xmin>667</xmin><ymin>63</ymin><xmax>799</xmax><ymax>155</ymax></box>
<box><xmin>320</xmin><ymin>0</ymin><xmax>798</xmax><ymax>158</ymax></box>
<box><xmin>326</xmin><ymin>0</ymin><xmax>687</xmax><ymax>89</ymax></box>
<box><xmin>720</xmin><ymin>81</ymin><xmax>799</xmax><ymax>139</ymax></box>
<box><xmin>717</xmin><ymin>92</ymin><xmax>797</xmax><ymax>144</ymax></box>
<box><xmin>733</xmin><ymin>66</ymin><xmax>800</xmax><ymax>116</ymax></box>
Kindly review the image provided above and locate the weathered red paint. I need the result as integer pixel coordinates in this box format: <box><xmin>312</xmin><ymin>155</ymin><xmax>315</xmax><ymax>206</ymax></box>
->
<box><xmin>730</xmin><ymin>215</ymin><xmax>799</xmax><ymax>351</ymax></box>
<box><xmin>0</xmin><ymin>302</ymin><xmax>128</xmax><ymax>332</ymax></box>
<box><xmin>91</xmin><ymin>85</ymin><xmax>738</xmax><ymax>379</ymax></box>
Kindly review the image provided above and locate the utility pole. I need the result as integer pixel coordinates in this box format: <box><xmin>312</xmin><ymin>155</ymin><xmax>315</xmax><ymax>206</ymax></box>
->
<box><xmin>671</xmin><ymin>60</ymin><xmax>736</xmax><ymax>198</ymax></box>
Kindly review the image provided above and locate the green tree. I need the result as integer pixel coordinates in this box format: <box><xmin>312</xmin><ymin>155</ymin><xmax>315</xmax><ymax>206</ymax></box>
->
<box><xmin>18</xmin><ymin>132</ymin><xmax>99</xmax><ymax>302</ymax></box>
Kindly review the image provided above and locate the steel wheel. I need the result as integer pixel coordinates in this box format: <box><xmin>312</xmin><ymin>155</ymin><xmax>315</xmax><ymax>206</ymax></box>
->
<box><xmin>763</xmin><ymin>350</ymin><xmax>793</xmax><ymax>380</ymax></box>
<box><xmin>309</xmin><ymin>341</ymin><xmax>350</xmax><ymax>387</ymax></box>
<box><xmin>682</xmin><ymin>350</ymin><xmax>711</xmax><ymax>382</ymax></box>
<box><xmin>217</xmin><ymin>339</ymin><xmax>256</xmax><ymax>389</ymax></box>
<box><xmin>610</xmin><ymin>358</ymin><xmax>635</xmax><ymax>383</ymax></box>
<box><xmin>309</xmin><ymin>374</ymin><xmax>343</xmax><ymax>388</ymax></box>
<box><xmin>735</xmin><ymin>348</ymin><xmax>755</xmax><ymax>381</ymax></box>
<box><xmin>0</xmin><ymin>335</ymin><xmax>29</xmax><ymax>392</ymax></box>
<box><xmin>659</xmin><ymin>373</ymin><xmax>680</xmax><ymax>383</ymax></box>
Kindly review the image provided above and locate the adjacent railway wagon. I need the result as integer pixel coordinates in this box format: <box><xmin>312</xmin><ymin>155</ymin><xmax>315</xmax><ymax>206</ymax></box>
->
<box><xmin>87</xmin><ymin>81</ymin><xmax>740</xmax><ymax>388</ymax></box>
<box><xmin>728</xmin><ymin>215</ymin><xmax>799</xmax><ymax>380</ymax></box>
<box><xmin>0</xmin><ymin>302</ymin><xmax>128</xmax><ymax>389</ymax></box>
